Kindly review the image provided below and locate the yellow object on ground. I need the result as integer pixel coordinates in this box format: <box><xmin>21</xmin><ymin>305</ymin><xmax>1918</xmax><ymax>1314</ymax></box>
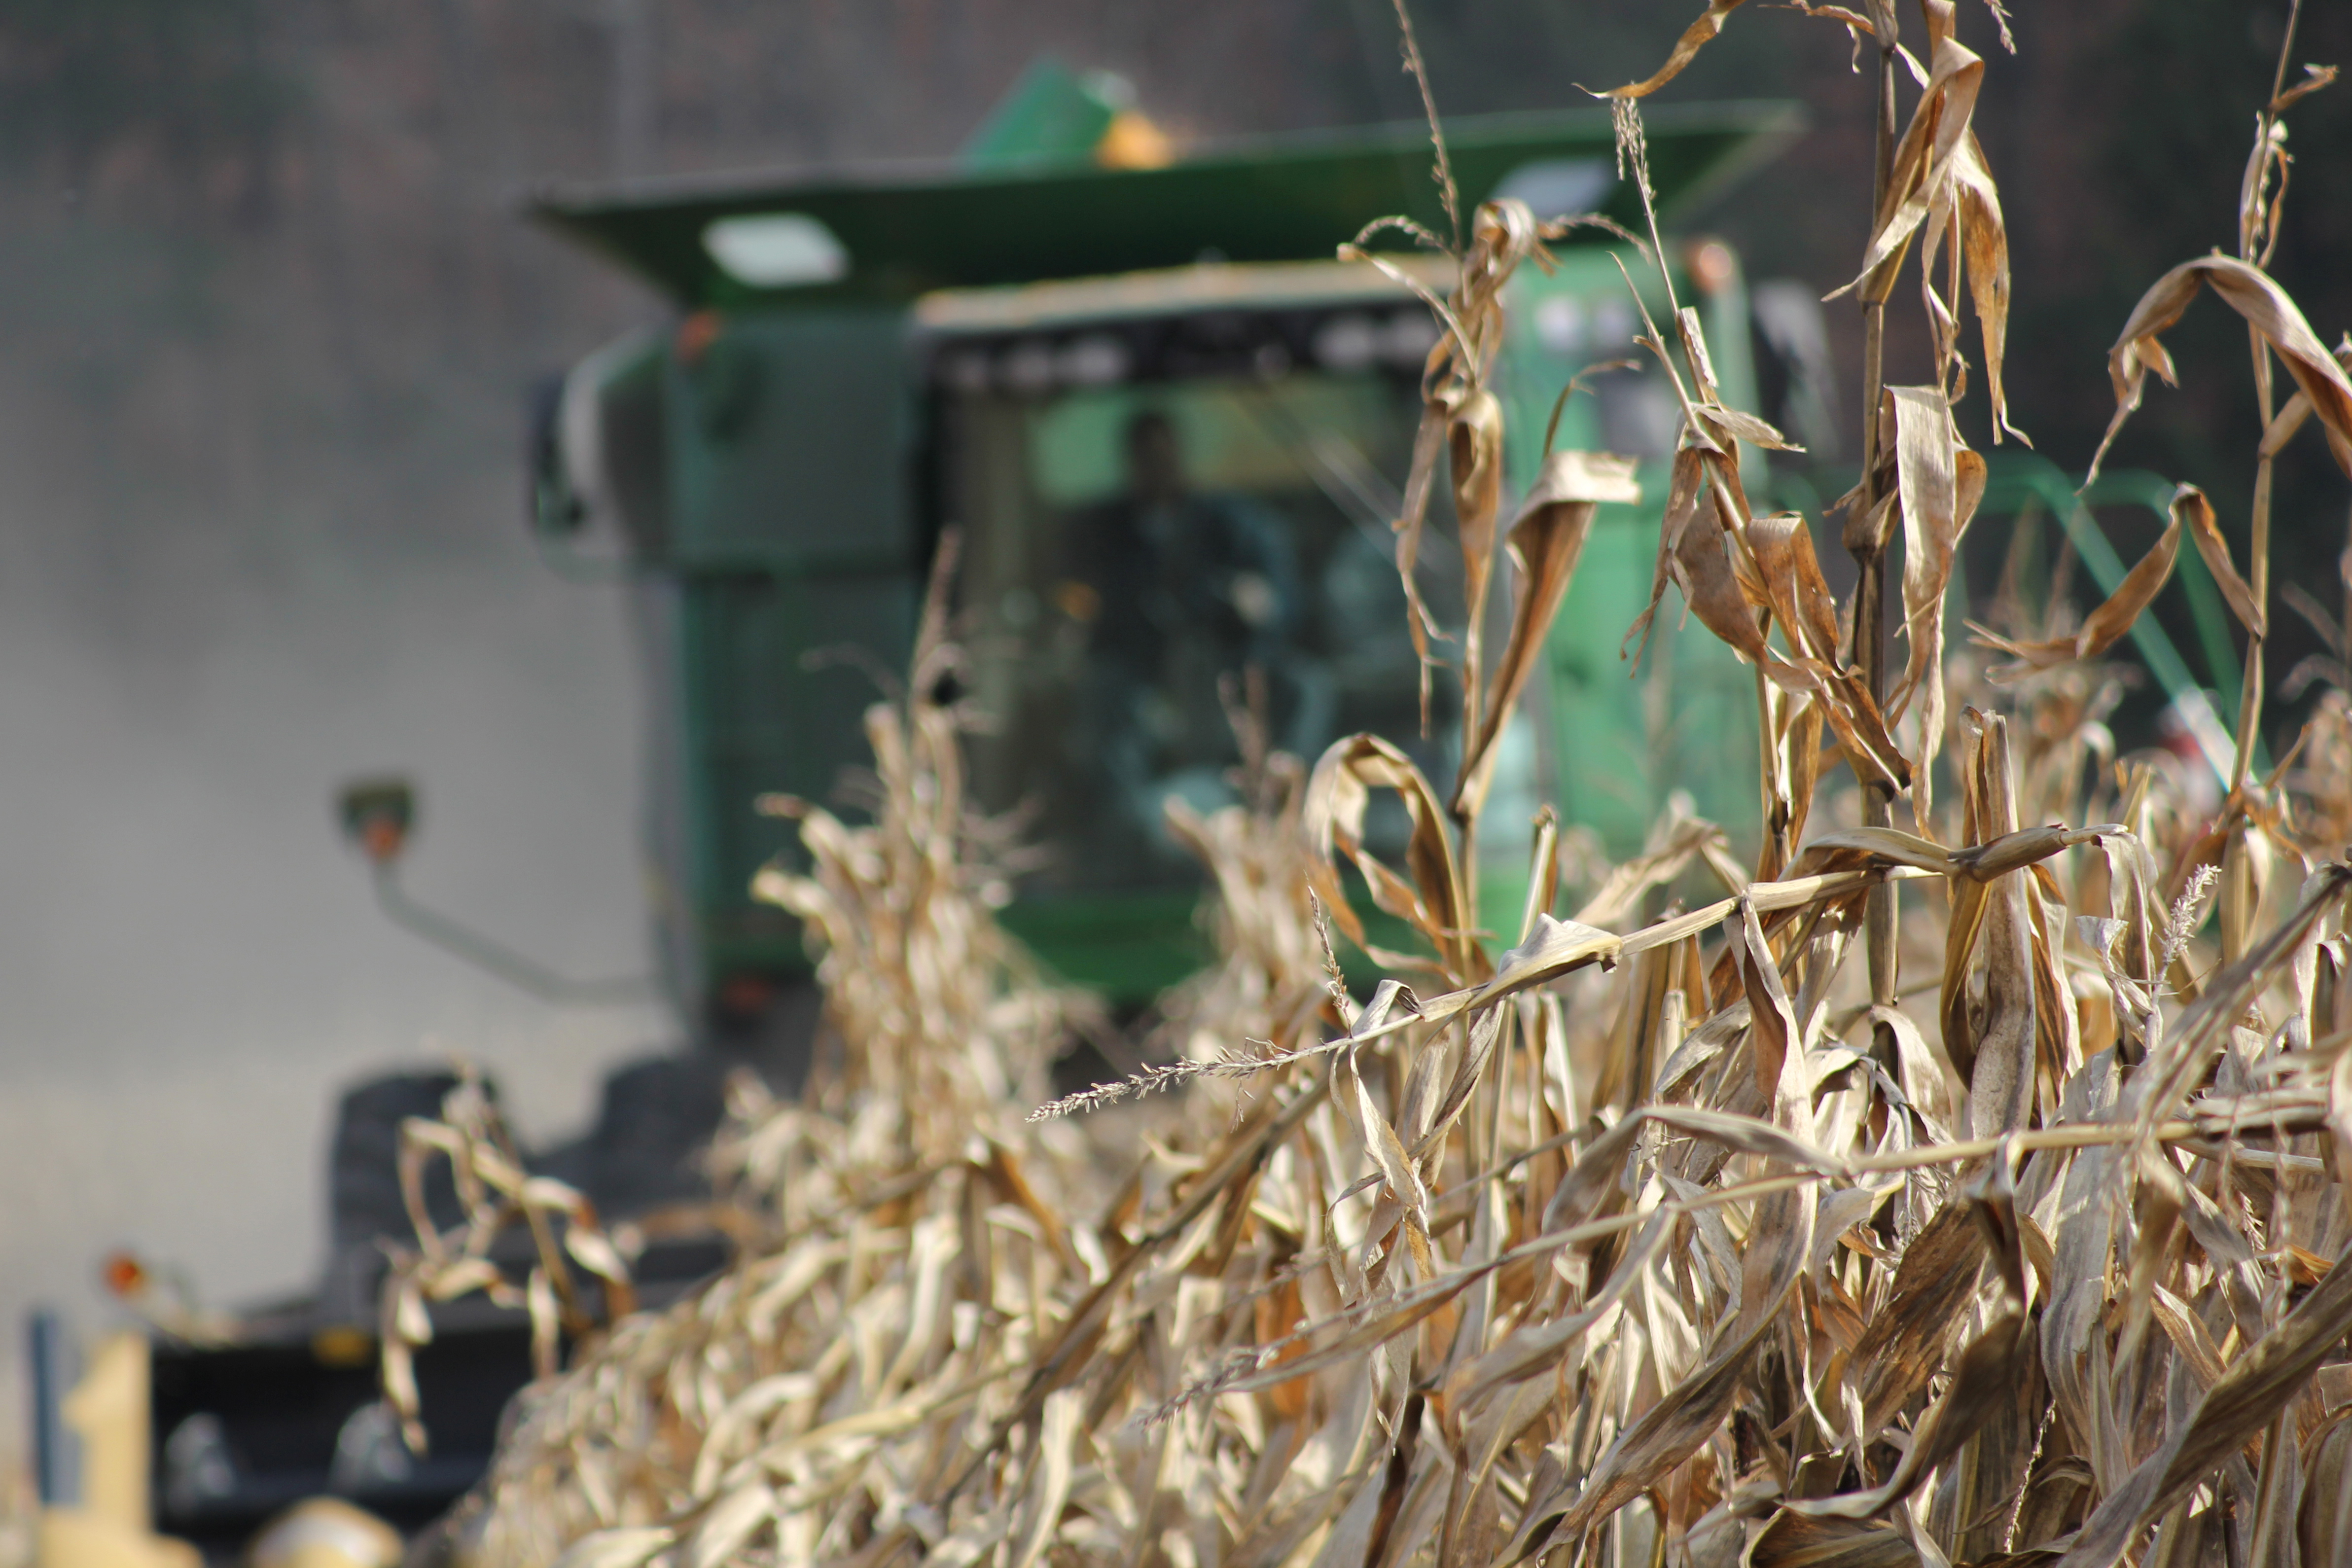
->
<box><xmin>36</xmin><ymin>1330</ymin><xmax>208</xmax><ymax>1568</ymax></box>
<box><xmin>248</xmin><ymin>1499</ymin><xmax>404</xmax><ymax>1568</ymax></box>
<box><xmin>60</xmin><ymin>1334</ymin><xmax>148</xmax><ymax>1535</ymax></box>
<box><xmin>34</xmin><ymin>1511</ymin><xmax>200</xmax><ymax>1568</ymax></box>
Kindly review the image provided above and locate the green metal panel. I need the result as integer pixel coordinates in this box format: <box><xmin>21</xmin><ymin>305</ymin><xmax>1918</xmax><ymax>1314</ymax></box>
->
<box><xmin>996</xmin><ymin>890</ymin><xmax>1211</xmax><ymax>998</ymax></box>
<box><xmin>684</xmin><ymin>570</ymin><xmax>919</xmax><ymax>952</ymax></box>
<box><xmin>1495</xmin><ymin>249</ymin><xmax>1763</xmax><ymax>862</ymax></box>
<box><xmin>958</xmin><ymin>57</ymin><xmax>1128</xmax><ymax>169</ymax></box>
<box><xmin>666</xmin><ymin>309</ymin><xmax>916</xmax><ymax>569</ymax></box>
<box><xmin>654</xmin><ymin>310</ymin><xmax>926</xmax><ymax>995</ymax></box>
<box><xmin>532</xmin><ymin>104</ymin><xmax>1802</xmax><ymax>310</ymax></box>
<box><xmin>542</xmin><ymin>103</ymin><xmax>1805</xmax><ymax>1014</ymax></box>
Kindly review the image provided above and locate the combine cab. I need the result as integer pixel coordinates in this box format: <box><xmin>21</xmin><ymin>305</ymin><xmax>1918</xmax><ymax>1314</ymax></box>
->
<box><xmin>532</xmin><ymin>85</ymin><xmax>1801</xmax><ymax>1044</ymax></box>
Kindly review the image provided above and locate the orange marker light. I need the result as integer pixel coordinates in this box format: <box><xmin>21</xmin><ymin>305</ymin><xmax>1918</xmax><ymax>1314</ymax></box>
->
<box><xmin>102</xmin><ymin>1250</ymin><xmax>147</xmax><ymax>1299</ymax></box>
<box><xmin>1686</xmin><ymin>239</ymin><xmax>1737</xmax><ymax>297</ymax></box>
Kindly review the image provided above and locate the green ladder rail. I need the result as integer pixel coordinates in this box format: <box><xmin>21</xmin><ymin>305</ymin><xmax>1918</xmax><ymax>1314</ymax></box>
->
<box><xmin>1981</xmin><ymin>451</ymin><xmax>2260</xmax><ymax>778</ymax></box>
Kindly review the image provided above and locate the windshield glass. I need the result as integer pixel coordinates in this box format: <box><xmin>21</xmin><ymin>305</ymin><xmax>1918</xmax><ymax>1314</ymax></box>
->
<box><xmin>941</xmin><ymin>369</ymin><xmax>1455</xmax><ymax>897</ymax></box>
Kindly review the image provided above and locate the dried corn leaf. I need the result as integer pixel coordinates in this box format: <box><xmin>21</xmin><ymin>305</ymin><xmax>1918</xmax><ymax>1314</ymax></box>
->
<box><xmin>2089</xmin><ymin>253</ymin><xmax>2352</xmax><ymax>483</ymax></box>
<box><xmin>2175</xmin><ymin>483</ymin><xmax>2266</xmax><ymax>638</ymax></box>
<box><xmin>1390</xmin><ymin>401</ymin><xmax>1451</xmax><ymax>725</ymax></box>
<box><xmin>1449</xmin><ymin>386</ymin><xmax>1507</xmax><ymax>719</ymax></box>
<box><xmin>1751</xmin><ymin>1513</ymin><xmax>1920</xmax><ymax>1568</ymax></box>
<box><xmin>1673</xmin><ymin>489</ymin><xmax>1769</xmax><ymax>664</ymax></box>
<box><xmin>1973</xmin><ymin>501</ymin><xmax>2182</xmax><ymax>679</ymax></box>
<box><xmin>1623</xmin><ymin>442</ymin><xmax>1714</xmax><ymax>669</ymax></box>
<box><xmin>1852</xmin><ymin>1198</ymin><xmax>1988</xmax><ymax>1438</ymax></box>
<box><xmin>1955</xmin><ymin>712</ymin><xmax>2037</xmax><ymax>1137</ymax></box>
<box><xmin>1749</xmin><ymin>512</ymin><xmax>1843</xmax><ymax>663</ymax></box>
<box><xmin>1456</xmin><ymin>451</ymin><xmax>1640</xmax><ymax>821</ymax></box>
<box><xmin>1466</xmin><ymin>913</ymin><xmax>1622</xmax><ymax>1006</ymax></box>
<box><xmin>1789</xmin><ymin>1303</ymin><xmax>2031</xmax><ymax>1520</ymax></box>
<box><xmin>2058</xmin><ymin>1234</ymin><xmax>2352</xmax><ymax>1568</ymax></box>
<box><xmin>1306</xmin><ymin>734</ymin><xmax>1479</xmax><ymax>982</ymax></box>
<box><xmin>1919</xmin><ymin>127</ymin><xmax>2023</xmax><ymax>441</ymax></box>
<box><xmin>1836</xmin><ymin>1</ymin><xmax>1985</xmax><ymax>306</ymax></box>
<box><xmin>686</xmin><ymin>1481</ymin><xmax>774</xmax><ymax>1568</ymax></box>
<box><xmin>1527</xmin><ymin>1309</ymin><xmax>1775</xmax><ymax>1559</ymax></box>
<box><xmin>1603</xmin><ymin>0</ymin><xmax>1750</xmax><ymax>99</ymax></box>
<box><xmin>1881</xmin><ymin>388</ymin><xmax>1987</xmax><ymax>805</ymax></box>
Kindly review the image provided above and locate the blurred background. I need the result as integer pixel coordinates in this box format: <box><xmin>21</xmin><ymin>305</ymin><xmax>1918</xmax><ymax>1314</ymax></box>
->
<box><xmin>0</xmin><ymin>0</ymin><xmax>2345</xmax><ymax>1459</ymax></box>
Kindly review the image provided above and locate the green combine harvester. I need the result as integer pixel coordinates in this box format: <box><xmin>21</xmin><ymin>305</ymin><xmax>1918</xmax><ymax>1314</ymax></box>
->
<box><xmin>33</xmin><ymin>70</ymin><xmax>1822</xmax><ymax>1564</ymax></box>
<box><xmin>529</xmin><ymin>66</ymin><xmax>1800</xmax><ymax>1040</ymax></box>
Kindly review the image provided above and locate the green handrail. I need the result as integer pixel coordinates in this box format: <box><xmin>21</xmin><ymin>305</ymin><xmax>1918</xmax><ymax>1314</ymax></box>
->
<box><xmin>1979</xmin><ymin>457</ymin><xmax>2200</xmax><ymax>709</ymax></box>
<box><xmin>1979</xmin><ymin>452</ymin><xmax>2263</xmax><ymax>775</ymax></box>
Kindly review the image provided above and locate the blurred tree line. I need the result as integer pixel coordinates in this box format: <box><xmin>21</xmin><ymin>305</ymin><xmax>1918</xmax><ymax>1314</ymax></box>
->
<box><xmin>0</xmin><ymin>0</ymin><xmax>2341</xmax><ymax>746</ymax></box>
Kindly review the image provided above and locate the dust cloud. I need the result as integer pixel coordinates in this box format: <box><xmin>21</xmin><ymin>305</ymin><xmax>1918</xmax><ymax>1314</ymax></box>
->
<box><xmin>0</xmin><ymin>416</ymin><xmax>670</xmax><ymax>1393</ymax></box>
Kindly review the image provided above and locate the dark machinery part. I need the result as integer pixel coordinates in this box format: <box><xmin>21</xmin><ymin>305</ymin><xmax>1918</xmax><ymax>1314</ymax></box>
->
<box><xmin>145</xmin><ymin>1055</ymin><xmax>758</xmax><ymax>1561</ymax></box>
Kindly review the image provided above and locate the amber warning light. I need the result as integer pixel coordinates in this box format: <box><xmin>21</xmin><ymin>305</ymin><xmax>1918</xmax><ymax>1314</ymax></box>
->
<box><xmin>336</xmin><ymin>778</ymin><xmax>415</xmax><ymax>866</ymax></box>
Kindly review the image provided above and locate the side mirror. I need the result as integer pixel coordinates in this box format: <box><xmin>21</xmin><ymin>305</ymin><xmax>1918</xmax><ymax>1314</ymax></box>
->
<box><xmin>336</xmin><ymin>778</ymin><xmax>415</xmax><ymax>866</ymax></box>
<box><xmin>333</xmin><ymin>775</ymin><xmax>648</xmax><ymax>1005</ymax></box>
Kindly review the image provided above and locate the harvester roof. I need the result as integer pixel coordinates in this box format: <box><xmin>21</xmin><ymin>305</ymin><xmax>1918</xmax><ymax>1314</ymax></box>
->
<box><xmin>530</xmin><ymin>101</ymin><xmax>1802</xmax><ymax>310</ymax></box>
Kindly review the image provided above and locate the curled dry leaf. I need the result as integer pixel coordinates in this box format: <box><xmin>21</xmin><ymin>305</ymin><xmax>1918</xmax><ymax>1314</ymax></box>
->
<box><xmin>1834</xmin><ymin>0</ymin><xmax>1984</xmax><ymax>308</ymax></box>
<box><xmin>1953</xmin><ymin>710</ymin><xmax>2037</xmax><ymax>1137</ymax></box>
<box><xmin>1880</xmin><ymin>386</ymin><xmax>1988</xmax><ymax>817</ymax></box>
<box><xmin>2088</xmin><ymin>253</ymin><xmax>2352</xmax><ymax>484</ymax></box>
<box><xmin>2174</xmin><ymin>483</ymin><xmax>2265</xmax><ymax>638</ymax></box>
<box><xmin>1448</xmin><ymin>385</ymin><xmax>1507</xmax><ymax>723</ymax></box>
<box><xmin>1306</xmin><ymin>733</ymin><xmax>1479</xmax><ymax>982</ymax></box>
<box><xmin>1972</xmin><ymin>496</ymin><xmax>2184</xmax><ymax>679</ymax></box>
<box><xmin>1603</xmin><ymin>0</ymin><xmax>1750</xmax><ymax>100</ymax></box>
<box><xmin>1454</xmin><ymin>450</ymin><xmax>1641</xmax><ymax>821</ymax></box>
<box><xmin>1918</xmin><ymin>128</ymin><xmax>2023</xmax><ymax>441</ymax></box>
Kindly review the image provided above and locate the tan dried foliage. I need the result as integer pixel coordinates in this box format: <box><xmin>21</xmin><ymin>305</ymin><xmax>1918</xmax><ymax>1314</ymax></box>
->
<box><xmin>406</xmin><ymin>10</ymin><xmax>2352</xmax><ymax>1568</ymax></box>
<box><xmin>379</xmin><ymin>1069</ymin><xmax>637</xmax><ymax>1455</ymax></box>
